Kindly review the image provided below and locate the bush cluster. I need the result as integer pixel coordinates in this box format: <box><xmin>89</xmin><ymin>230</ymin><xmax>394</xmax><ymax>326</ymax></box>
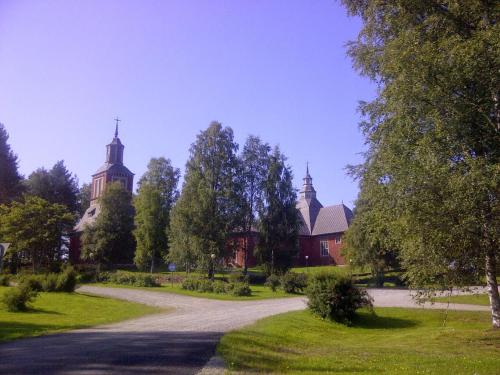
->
<box><xmin>265</xmin><ymin>272</ymin><xmax>308</xmax><ymax>293</ymax></box>
<box><xmin>107</xmin><ymin>271</ymin><xmax>160</xmax><ymax>287</ymax></box>
<box><xmin>281</xmin><ymin>272</ymin><xmax>308</xmax><ymax>293</ymax></box>
<box><xmin>19</xmin><ymin>266</ymin><xmax>77</xmax><ymax>293</ymax></box>
<box><xmin>181</xmin><ymin>276</ymin><xmax>252</xmax><ymax>296</ymax></box>
<box><xmin>306</xmin><ymin>271</ymin><xmax>373</xmax><ymax>324</ymax></box>
<box><xmin>1</xmin><ymin>283</ymin><xmax>38</xmax><ymax>312</ymax></box>
<box><xmin>0</xmin><ymin>274</ymin><xmax>11</xmax><ymax>286</ymax></box>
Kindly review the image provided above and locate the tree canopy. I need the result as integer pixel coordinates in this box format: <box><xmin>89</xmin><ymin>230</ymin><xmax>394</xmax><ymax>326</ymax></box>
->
<box><xmin>134</xmin><ymin>157</ymin><xmax>180</xmax><ymax>272</ymax></box>
<box><xmin>342</xmin><ymin>0</ymin><xmax>499</xmax><ymax>327</ymax></box>
<box><xmin>0</xmin><ymin>195</ymin><xmax>74</xmax><ymax>272</ymax></box>
<box><xmin>0</xmin><ymin>123</ymin><xmax>23</xmax><ymax>204</ymax></box>
<box><xmin>26</xmin><ymin>160</ymin><xmax>79</xmax><ymax>214</ymax></box>
<box><xmin>169</xmin><ymin>122</ymin><xmax>242</xmax><ymax>277</ymax></box>
<box><xmin>81</xmin><ymin>182</ymin><xmax>135</xmax><ymax>267</ymax></box>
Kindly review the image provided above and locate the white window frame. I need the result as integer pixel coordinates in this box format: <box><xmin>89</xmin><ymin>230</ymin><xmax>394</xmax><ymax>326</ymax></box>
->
<box><xmin>320</xmin><ymin>240</ymin><xmax>329</xmax><ymax>257</ymax></box>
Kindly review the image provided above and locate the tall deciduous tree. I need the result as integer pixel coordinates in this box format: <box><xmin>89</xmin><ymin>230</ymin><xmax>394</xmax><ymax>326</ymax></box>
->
<box><xmin>239</xmin><ymin>136</ymin><xmax>271</xmax><ymax>274</ymax></box>
<box><xmin>169</xmin><ymin>122</ymin><xmax>241</xmax><ymax>278</ymax></box>
<box><xmin>256</xmin><ymin>147</ymin><xmax>299</xmax><ymax>275</ymax></box>
<box><xmin>0</xmin><ymin>123</ymin><xmax>23</xmax><ymax>204</ymax></box>
<box><xmin>81</xmin><ymin>182</ymin><xmax>135</xmax><ymax>268</ymax></box>
<box><xmin>342</xmin><ymin>1</ymin><xmax>500</xmax><ymax>327</ymax></box>
<box><xmin>26</xmin><ymin>160</ymin><xmax>79</xmax><ymax>213</ymax></box>
<box><xmin>134</xmin><ymin>157</ymin><xmax>180</xmax><ymax>272</ymax></box>
<box><xmin>0</xmin><ymin>195</ymin><xmax>74</xmax><ymax>272</ymax></box>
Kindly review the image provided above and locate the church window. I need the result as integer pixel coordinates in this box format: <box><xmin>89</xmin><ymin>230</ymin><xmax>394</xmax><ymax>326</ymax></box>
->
<box><xmin>320</xmin><ymin>240</ymin><xmax>329</xmax><ymax>257</ymax></box>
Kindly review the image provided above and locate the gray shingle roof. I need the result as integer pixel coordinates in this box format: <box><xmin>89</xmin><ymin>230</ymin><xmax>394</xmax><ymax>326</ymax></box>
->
<box><xmin>297</xmin><ymin>199</ymin><xmax>353</xmax><ymax>236</ymax></box>
<box><xmin>74</xmin><ymin>204</ymin><xmax>101</xmax><ymax>232</ymax></box>
<box><xmin>92</xmin><ymin>163</ymin><xmax>134</xmax><ymax>177</ymax></box>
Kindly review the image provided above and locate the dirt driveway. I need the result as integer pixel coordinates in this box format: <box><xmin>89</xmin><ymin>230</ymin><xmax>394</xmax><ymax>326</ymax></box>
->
<box><xmin>0</xmin><ymin>286</ymin><xmax>489</xmax><ymax>374</ymax></box>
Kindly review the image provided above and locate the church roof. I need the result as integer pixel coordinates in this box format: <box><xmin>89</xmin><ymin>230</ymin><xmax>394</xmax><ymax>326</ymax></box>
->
<box><xmin>74</xmin><ymin>204</ymin><xmax>101</xmax><ymax>232</ymax></box>
<box><xmin>92</xmin><ymin>162</ymin><xmax>134</xmax><ymax>177</ymax></box>
<box><xmin>296</xmin><ymin>167</ymin><xmax>353</xmax><ymax>236</ymax></box>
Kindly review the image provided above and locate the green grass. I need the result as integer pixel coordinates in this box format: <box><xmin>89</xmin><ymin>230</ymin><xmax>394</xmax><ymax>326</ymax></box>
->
<box><xmin>218</xmin><ymin>308</ymin><xmax>500</xmax><ymax>374</ymax></box>
<box><xmin>433</xmin><ymin>293</ymin><xmax>491</xmax><ymax>306</ymax></box>
<box><xmin>90</xmin><ymin>282</ymin><xmax>299</xmax><ymax>301</ymax></box>
<box><xmin>0</xmin><ymin>286</ymin><xmax>162</xmax><ymax>342</ymax></box>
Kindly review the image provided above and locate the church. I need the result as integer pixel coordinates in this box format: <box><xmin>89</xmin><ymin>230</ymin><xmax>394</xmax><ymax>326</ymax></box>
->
<box><xmin>232</xmin><ymin>167</ymin><xmax>353</xmax><ymax>267</ymax></box>
<box><xmin>69</xmin><ymin>122</ymin><xmax>134</xmax><ymax>263</ymax></box>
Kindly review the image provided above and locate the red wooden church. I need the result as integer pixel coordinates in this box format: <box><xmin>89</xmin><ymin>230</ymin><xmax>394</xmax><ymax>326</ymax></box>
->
<box><xmin>232</xmin><ymin>166</ymin><xmax>353</xmax><ymax>267</ymax></box>
<box><xmin>69</xmin><ymin>122</ymin><xmax>134</xmax><ymax>263</ymax></box>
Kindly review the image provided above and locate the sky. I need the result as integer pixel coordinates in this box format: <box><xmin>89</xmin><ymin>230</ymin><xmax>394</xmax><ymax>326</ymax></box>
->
<box><xmin>0</xmin><ymin>0</ymin><xmax>375</xmax><ymax>207</ymax></box>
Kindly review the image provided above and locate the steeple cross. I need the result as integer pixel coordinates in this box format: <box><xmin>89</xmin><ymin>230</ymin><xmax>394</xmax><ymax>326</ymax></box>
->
<box><xmin>114</xmin><ymin>117</ymin><xmax>121</xmax><ymax>137</ymax></box>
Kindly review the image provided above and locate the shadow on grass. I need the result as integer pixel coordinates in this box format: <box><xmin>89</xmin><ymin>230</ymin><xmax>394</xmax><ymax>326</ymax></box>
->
<box><xmin>351</xmin><ymin>311</ymin><xmax>418</xmax><ymax>329</ymax></box>
<box><xmin>0</xmin><ymin>321</ymin><xmax>63</xmax><ymax>342</ymax></box>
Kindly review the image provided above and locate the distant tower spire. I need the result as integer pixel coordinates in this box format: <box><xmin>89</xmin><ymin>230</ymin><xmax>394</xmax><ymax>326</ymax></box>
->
<box><xmin>114</xmin><ymin>117</ymin><xmax>121</xmax><ymax>138</ymax></box>
<box><xmin>301</xmin><ymin>163</ymin><xmax>316</xmax><ymax>200</ymax></box>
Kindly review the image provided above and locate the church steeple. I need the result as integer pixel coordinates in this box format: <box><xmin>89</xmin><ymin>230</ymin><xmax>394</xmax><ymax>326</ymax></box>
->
<box><xmin>106</xmin><ymin>118</ymin><xmax>124</xmax><ymax>165</ymax></box>
<box><xmin>301</xmin><ymin>163</ymin><xmax>316</xmax><ymax>200</ymax></box>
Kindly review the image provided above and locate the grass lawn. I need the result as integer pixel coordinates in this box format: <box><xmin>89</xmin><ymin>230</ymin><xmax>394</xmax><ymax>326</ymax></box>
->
<box><xmin>90</xmin><ymin>282</ymin><xmax>299</xmax><ymax>301</ymax></box>
<box><xmin>0</xmin><ymin>286</ymin><xmax>162</xmax><ymax>342</ymax></box>
<box><xmin>433</xmin><ymin>293</ymin><xmax>491</xmax><ymax>306</ymax></box>
<box><xmin>218</xmin><ymin>308</ymin><xmax>500</xmax><ymax>374</ymax></box>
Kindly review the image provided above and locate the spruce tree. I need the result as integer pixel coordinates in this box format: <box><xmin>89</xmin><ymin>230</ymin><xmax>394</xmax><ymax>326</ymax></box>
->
<box><xmin>0</xmin><ymin>123</ymin><xmax>23</xmax><ymax>204</ymax></box>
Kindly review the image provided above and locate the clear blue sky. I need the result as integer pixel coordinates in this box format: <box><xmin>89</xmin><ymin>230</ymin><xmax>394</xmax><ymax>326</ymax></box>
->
<box><xmin>0</xmin><ymin>0</ymin><xmax>374</xmax><ymax>207</ymax></box>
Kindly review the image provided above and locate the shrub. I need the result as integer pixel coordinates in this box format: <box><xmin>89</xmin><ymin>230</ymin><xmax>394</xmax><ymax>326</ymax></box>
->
<box><xmin>41</xmin><ymin>273</ymin><xmax>59</xmax><ymax>292</ymax></box>
<box><xmin>108</xmin><ymin>271</ymin><xmax>159</xmax><ymax>287</ymax></box>
<box><xmin>56</xmin><ymin>266</ymin><xmax>77</xmax><ymax>292</ymax></box>
<box><xmin>281</xmin><ymin>272</ymin><xmax>308</xmax><ymax>294</ymax></box>
<box><xmin>265</xmin><ymin>274</ymin><xmax>281</xmax><ymax>292</ymax></box>
<box><xmin>0</xmin><ymin>274</ymin><xmax>11</xmax><ymax>286</ymax></box>
<box><xmin>181</xmin><ymin>276</ymin><xmax>201</xmax><ymax>291</ymax></box>
<box><xmin>197</xmin><ymin>279</ymin><xmax>214</xmax><ymax>293</ymax></box>
<box><xmin>19</xmin><ymin>275</ymin><xmax>43</xmax><ymax>292</ymax></box>
<box><xmin>96</xmin><ymin>271</ymin><xmax>111</xmax><ymax>283</ymax></box>
<box><xmin>228</xmin><ymin>271</ymin><xmax>249</xmax><ymax>284</ymax></box>
<box><xmin>231</xmin><ymin>282</ymin><xmax>252</xmax><ymax>296</ymax></box>
<box><xmin>213</xmin><ymin>280</ymin><xmax>227</xmax><ymax>294</ymax></box>
<box><xmin>306</xmin><ymin>271</ymin><xmax>373</xmax><ymax>324</ymax></box>
<box><xmin>1</xmin><ymin>284</ymin><xmax>38</xmax><ymax>312</ymax></box>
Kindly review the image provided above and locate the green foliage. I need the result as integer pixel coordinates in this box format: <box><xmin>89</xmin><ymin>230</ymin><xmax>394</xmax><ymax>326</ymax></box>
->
<box><xmin>25</xmin><ymin>160</ymin><xmax>79</xmax><ymax>213</ymax></box>
<box><xmin>306</xmin><ymin>271</ymin><xmax>373</xmax><ymax>324</ymax></box>
<box><xmin>134</xmin><ymin>157</ymin><xmax>180</xmax><ymax>272</ymax></box>
<box><xmin>108</xmin><ymin>271</ymin><xmax>160</xmax><ymax>287</ymax></box>
<box><xmin>169</xmin><ymin>122</ymin><xmax>242</xmax><ymax>277</ymax></box>
<box><xmin>280</xmin><ymin>272</ymin><xmax>308</xmax><ymax>294</ymax></box>
<box><xmin>239</xmin><ymin>136</ymin><xmax>271</xmax><ymax>272</ymax></box>
<box><xmin>77</xmin><ymin>183</ymin><xmax>91</xmax><ymax>217</ymax></box>
<box><xmin>265</xmin><ymin>274</ymin><xmax>280</xmax><ymax>292</ymax></box>
<box><xmin>19</xmin><ymin>275</ymin><xmax>43</xmax><ymax>292</ymax></box>
<box><xmin>212</xmin><ymin>280</ymin><xmax>228</xmax><ymax>294</ymax></box>
<box><xmin>0</xmin><ymin>275</ymin><xmax>11</xmax><ymax>286</ymax></box>
<box><xmin>0</xmin><ymin>123</ymin><xmax>23</xmax><ymax>204</ymax></box>
<box><xmin>228</xmin><ymin>271</ymin><xmax>249</xmax><ymax>284</ymax></box>
<box><xmin>341</xmin><ymin>0</ymin><xmax>500</xmax><ymax>325</ymax></box>
<box><xmin>255</xmin><ymin>147</ymin><xmax>300</xmax><ymax>275</ymax></box>
<box><xmin>0</xmin><ymin>196</ymin><xmax>74</xmax><ymax>272</ymax></box>
<box><xmin>81</xmin><ymin>182</ymin><xmax>135</xmax><ymax>266</ymax></box>
<box><xmin>230</xmin><ymin>282</ymin><xmax>252</xmax><ymax>297</ymax></box>
<box><xmin>1</xmin><ymin>284</ymin><xmax>38</xmax><ymax>312</ymax></box>
<box><xmin>41</xmin><ymin>274</ymin><xmax>59</xmax><ymax>292</ymax></box>
<box><xmin>181</xmin><ymin>275</ymin><xmax>202</xmax><ymax>291</ymax></box>
<box><xmin>56</xmin><ymin>266</ymin><xmax>77</xmax><ymax>292</ymax></box>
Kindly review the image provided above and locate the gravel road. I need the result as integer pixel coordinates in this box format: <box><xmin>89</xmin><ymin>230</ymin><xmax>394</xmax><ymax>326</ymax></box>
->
<box><xmin>0</xmin><ymin>285</ymin><xmax>490</xmax><ymax>374</ymax></box>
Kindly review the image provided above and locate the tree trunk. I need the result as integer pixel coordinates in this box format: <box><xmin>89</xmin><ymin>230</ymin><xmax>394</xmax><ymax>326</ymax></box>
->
<box><xmin>150</xmin><ymin>254</ymin><xmax>155</xmax><ymax>274</ymax></box>
<box><xmin>485</xmin><ymin>248</ymin><xmax>500</xmax><ymax>328</ymax></box>
<box><xmin>243</xmin><ymin>232</ymin><xmax>248</xmax><ymax>275</ymax></box>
